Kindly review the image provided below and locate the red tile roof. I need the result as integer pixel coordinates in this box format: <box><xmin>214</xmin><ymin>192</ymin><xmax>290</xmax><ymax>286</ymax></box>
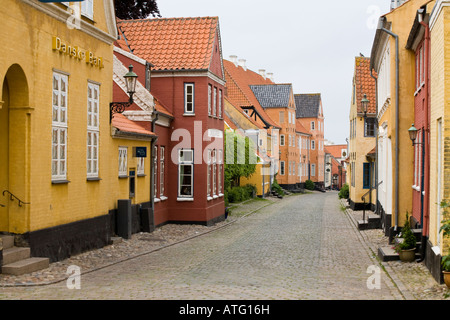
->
<box><xmin>224</xmin><ymin>59</ymin><xmax>280</xmax><ymax>129</ymax></box>
<box><xmin>112</xmin><ymin>113</ymin><xmax>156</xmax><ymax>137</ymax></box>
<box><xmin>117</xmin><ymin>17</ymin><xmax>219</xmax><ymax>71</ymax></box>
<box><xmin>296</xmin><ymin>121</ymin><xmax>311</xmax><ymax>135</ymax></box>
<box><xmin>324</xmin><ymin>144</ymin><xmax>347</xmax><ymax>159</ymax></box>
<box><xmin>354</xmin><ymin>57</ymin><xmax>377</xmax><ymax>115</ymax></box>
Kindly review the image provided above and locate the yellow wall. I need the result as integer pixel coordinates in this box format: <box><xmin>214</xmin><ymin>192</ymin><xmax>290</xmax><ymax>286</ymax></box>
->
<box><xmin>240</xmin><ymin>163</ymin><xmax>271</xmax><ymax>197</ymax></box>
<box><xmin>0</xmin><ymin>1</ymin><xmax>151</xmax><ymax>234</ymax></box>
<box><xmin>430</xmin><ymin>3</ymin><xmax>450</xmax><ymax>251</ymax></box>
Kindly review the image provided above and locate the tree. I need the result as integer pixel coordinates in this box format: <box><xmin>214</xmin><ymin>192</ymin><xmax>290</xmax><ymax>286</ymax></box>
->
<box><xmin>224</xmin><ymin>131</ymin><xmax>257</xmax><ymax>190</ymax></box>
<box><xmin>115</xmin><ymin>0</ymin><xmax>161</xmax><ymax>20</ymax></box>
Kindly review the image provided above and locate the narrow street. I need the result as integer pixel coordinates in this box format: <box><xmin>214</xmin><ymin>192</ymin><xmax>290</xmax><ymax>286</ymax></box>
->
<box><xmin>0</xmin><ymin>192</ymin><xmax>404</xmax><ymax>300</ymax></box>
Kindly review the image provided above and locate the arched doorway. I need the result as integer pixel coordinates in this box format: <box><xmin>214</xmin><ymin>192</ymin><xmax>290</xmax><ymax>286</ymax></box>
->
<box><xmin>0</xmin><ymin>64</ymin><xmax>30</xmax><ymax>233</ymax></box>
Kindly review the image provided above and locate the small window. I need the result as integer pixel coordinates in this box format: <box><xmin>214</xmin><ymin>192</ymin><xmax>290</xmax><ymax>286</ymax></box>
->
<box><xmin>81</xmin><ymin>0</ymin><xmax>94</xmax><ymax>19</ymax></box>
<box><xmin>280</xmin><ymin>135</ymin><xmax>285</xmax><ymax>146</ymax></box>
<box><xmin>137</xmin><ymin>157</ymin><xmax>145</xmax><ymax>176</ymax></box>
<box><xmin>311</xmin><ymin>164</ymin><xmax>316</xmax><ymax>177</ymax></box>
<box><xmin>280</xmin><ymin>161</ymin><xmax>285</xmax><ymax>175</ymax></box>
<box><xmin>311</xmin><ymin>140</ymin><xmax>315</xmax><ymax>150</ymax></box>
<box><xmin>184</xmin><ymin>83</ymin><xmax>195</xmax><ymax>114</ymax></box>
<box><xmin>311</xmin><ymin>121</ymin><xmax>315</xmax><ymax>131</ymax></box>
<box><xmin>218</xmin><ymin>89</ymin><xmax>223</xmax><ymax>118</ymax></box>
<box><xmin>363</xmin><ymin>163</ymin><xmax>371</xmax><ymax>189</ymax></box>
<box><xmin>208</xmin><ymin>85</ymin><xmax>212</xmax><ymax>116</ymax></box>
<box><xmin>179</xmin><ymin>149</ymin><xmax>194</xmax><ymax>198</ymax></box>
<box><xmin>365</xmin><ymin>118</ymin><xmax>376</xmax><ymax>137</ymax></box>
<box><xmin>213</xmin><ymin>87</ymin><xmax>217</xmax><ymax>117</ymax></box>
<box><xmin>160</xmin><ymin>147</ymin><xmax>165</xmax><ymax>197</ymax></box>
<box><xmin>118</xmin><ymin>147</ymin><xmax>127</xmax><ymax>177</ymax></box>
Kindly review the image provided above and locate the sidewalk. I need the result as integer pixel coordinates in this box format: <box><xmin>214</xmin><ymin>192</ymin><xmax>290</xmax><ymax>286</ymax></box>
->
<box><xmin>340</xmin><ymin>198</ymin><xmax>449</xmax><ymax>300</ymax></box>
<box><xmin>0</xmin><ymin>194</ymin><xmax>282</xmax><ymax>288</ymax></box>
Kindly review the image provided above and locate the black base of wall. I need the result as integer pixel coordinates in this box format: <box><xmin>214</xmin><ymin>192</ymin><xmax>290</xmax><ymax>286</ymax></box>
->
<box><xmin>377</xmin><ymin>202</ymin><xmax>392</xmax><ymax>237</ymax></box>
<box><xmin>425</xmin><ymin>239</ymin><xmax>444</xmax><ymax>284</ymax></box>
<box><xmin>22</xmin><ymin>214</ymin><xmax>112</xmax><ymax>263</ymax></box>
<box><xmin>156</xmin><ymin>213</ymin><xmax>226</xmax><ymax>229</ymax></box>
<box><xmin>348</xmin><ymin>198</ymin><xmax>374</xmax><ymax>211</ymax></box>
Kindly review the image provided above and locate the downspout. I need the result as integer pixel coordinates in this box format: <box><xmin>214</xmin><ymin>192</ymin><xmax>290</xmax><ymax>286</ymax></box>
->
<box><xmin>417</xmin><ymin>10</ymin><xmax>430</xmax><ymax>263</ymax></box>
<box><xmin>370</xmin><ymin>68</ymin><xmax>379</xmax><ymax>214</ymax></box>
<box><xmin>378</xmin><ymin>18</ymin><xmax>400</xmax><ymax>232</ymax></box>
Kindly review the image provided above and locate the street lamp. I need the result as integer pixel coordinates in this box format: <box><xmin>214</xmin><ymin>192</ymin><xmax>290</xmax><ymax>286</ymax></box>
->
<box><xmin>361</xmin><ymin>94</ymin><xmax>370</xmax><ymax>117</ymax></box>
<box><xmin>408</xmin><ymin>123</ymin><xmax>420</xmax><ymax>145</ymax></box>
<box><xmin>110</xmin><ymin>65</ymin><xmax>138</xmax><ymax>122</ymax></box>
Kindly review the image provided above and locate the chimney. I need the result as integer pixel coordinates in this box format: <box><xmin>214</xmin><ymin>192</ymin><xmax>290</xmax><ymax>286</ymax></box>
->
<box><xmin>229</xmin><ymin>55</ymin><xmax>238</xmax><ymax>67</ymax></box>
<box><xmin>266</xmin><ymin>72</ymin><xmax>274</xmax><ymax>82</ymax></box>
<box><xmin>238</xmin><ymin>59</ymin><xmax>247</xmax><ymax>71</ymax></box>
<box><xmin>390</xmin><ymin>0</ymin><xmax>406</xmax><ymax>10</ymax></box>
<box><xmin>259</xmin><ymin>69</ymin><xmax>266</xmax><ymax>79</ymax></box>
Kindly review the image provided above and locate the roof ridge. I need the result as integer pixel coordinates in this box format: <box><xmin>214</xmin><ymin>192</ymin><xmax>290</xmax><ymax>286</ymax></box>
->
<box><xmin>118</xmin><ymin>16</ymin><xmax>219</xmax><ymax>23</ymax></box>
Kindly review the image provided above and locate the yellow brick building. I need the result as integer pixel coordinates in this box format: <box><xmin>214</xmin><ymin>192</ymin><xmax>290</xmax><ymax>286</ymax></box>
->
<box><xmin>429</xmin><ymin>0</ymin><xmax>450</xmax><ymax>280</ymax></box>
<box><xmin>0</xmin><ymin>0</ymin><xmax>154</xmax><ymax>263</ymax></box>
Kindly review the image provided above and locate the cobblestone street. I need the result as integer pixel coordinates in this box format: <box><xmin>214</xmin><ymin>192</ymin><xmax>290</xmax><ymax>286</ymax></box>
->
<box><xmin>0</xmin><ymin>191</ymin><xmax>447</xmax><ymax>300</ymax></box>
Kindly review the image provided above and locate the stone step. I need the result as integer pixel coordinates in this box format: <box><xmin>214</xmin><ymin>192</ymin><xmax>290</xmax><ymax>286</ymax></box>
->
<box><xmin>378</xmin><ymin>246</ymin><xmax>421</xmax><ymax>262</ymax></box>
<box><xmin>357</xmin><ymin>215</ymin><xmax>381</xmax><ymax>230</ymax></box>
<box><xmin>2</xmin><ymin>257</ymin><xmax>49</xmax><ymax>276</ymax></box>
<box><xmin>0</xmin><ymin>235</ymin><xmax>14</xmax><ymax>249</ymax></box>
<box><xmin>2</xmin><ymin>247</ymin><xmax>30</xmax><ymax>266</ymax></box>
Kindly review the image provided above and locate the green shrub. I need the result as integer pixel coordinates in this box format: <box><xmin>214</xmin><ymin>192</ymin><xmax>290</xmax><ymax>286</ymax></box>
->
<box><xmin>338</xmin><ymin>184</ymin><xmax>349</xmax><ymax>199</ymax></box>
<box><xmin>227</xmin><ymin>185</ymin><xmax>256</xmax><ymax>204</ymax></box>
<box><xmin>305</xmin><ymin>180</ymin><xmax>315</xmax><ymax>191</ymax></box>
<box><xmin>271</xmin><ymin>179</ymin><xmax>284</xmax><ymax>196</ymax></box>
<box><xmin>395</xmin><ymin>213</ymin><xmax>416</xmax><ymax>252</ymax></box>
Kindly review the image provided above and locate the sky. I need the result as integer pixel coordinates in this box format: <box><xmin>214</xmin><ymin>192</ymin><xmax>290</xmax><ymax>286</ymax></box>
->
<box><xmin>157</xmin><ymin>0</ymin><xmax>392</xmax><ymax>145</ymax></box>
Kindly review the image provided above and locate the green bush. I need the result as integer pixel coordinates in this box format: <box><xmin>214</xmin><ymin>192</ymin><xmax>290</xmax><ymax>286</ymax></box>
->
<box><xmin>338</xmin><ymin>184</ymin><xmax>349</xmax><ymax>199</ymax></box>
<box><xmin>271</xmin><ymin>179</ymin><xmax>284</xmax><ymax>196</ymax></box>
<box><xmin>396</xmin><ymin>213</ymin><xmax>416</xmax><ymax>252</ymax></box>
<box><xmin>305</xmin><ymin>180</ymin><xmax>315</xmax><ymax>191</ymax></box>
<box><xmin>226</xmin><ymin>185</ymin><xmax>256</xmax><ymax>204</ymax></box>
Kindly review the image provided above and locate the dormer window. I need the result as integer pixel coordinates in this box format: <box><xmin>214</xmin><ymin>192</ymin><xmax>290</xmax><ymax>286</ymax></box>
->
<box><xmin>81</xmin><ymin>0</ymin><xmax>94</xmax><ymax>20</ymax></box>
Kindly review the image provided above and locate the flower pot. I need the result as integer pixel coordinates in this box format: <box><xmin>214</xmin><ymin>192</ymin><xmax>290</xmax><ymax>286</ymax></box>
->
<box><xmin>399</xmin><ymin>248</ymin><xmax>416</xmax><ymax>262</ymax></box>
<box><xmin>443</xmin><ymin>272</ymin><xmax>450</xmax><ymax>289</ymax></box>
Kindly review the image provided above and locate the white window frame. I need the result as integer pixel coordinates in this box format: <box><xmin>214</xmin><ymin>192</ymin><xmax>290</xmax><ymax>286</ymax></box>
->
<box><xmin>218</xmin><ymin>149</ymin><xmax>223</xmax><ymax>195</ymax></box>
<box><xmin>119</xmin><ymin>147</ymin><xmax>128</xmax><ymax>177</ymax></box>
<box><xmin>153</xmin><ymin>146</ymin><xmax>158</xmax><ymax>198</ymax></box>
<box><xmin>81</xmin><ymin>0</ymin><xmax>94</xmax><ymax>20</ymax></box>
<box><xmin>213</xmin><ymin>87</ymin><xmax>217</xmax><ymax>117</ymax></box>
<box><xmin>280</xmin><ymin>161</ymin><xmax>285</xmax><ymax>175</ymax></box>
<box><xmin>212</xmin><ymin>149</ymin><xmax>217</xmax><ymax>196</ymax></box>
<box><xmin>87</xmin><ymin>82</ymin><xmax>99</xmax><ymax>178</ymax></box>
<box><xmin>52</xmin><ymin>72</ymin><xmax>68</xmax><ymax>181</ymax></box>
<box><xmin>311</xmin><ymin>164</ymin><xmax>316</xmax><ymax>177</ymax></box>
<box><xmin>311</xmin><ymin>121</ymin><xmax>315</xmax><ymax>131</ymax></box>
<box><xmin>178</xmin><ymin>149</ymin><xmax>194</xmax><ymax>199</ymax></box>
<box><xmin>184</xmin><ymin>83</ymin><xmax>195</xmax><ymax>114</ymax></box>
<box><xmin>160</xmin><ymin>147</ymin><xmax>165</xmax><ymax>197</ymax></box>
<box><xmin>311</xmin><ymin>140</ymin><xmax>316</xmax><ymax>150</ymax></box>
<box><xmin>208</xmin><ymin>84</ymin><xmax>212</xmax><ymax>116</ymax></box>
<box><xmin>280</xmin><ymin>135</ymin><xmax>285</xmax><ymax>146</ymax></box>
<box><xmin>207</xmin><ymin>149</ymin><xmax>212</xmax><ymax>198</ymax></box>
<box><xmin>137</xmin><ymin>157</ymin><xmax>145</xmax><ymax>176</ymax></box>
<box><xmin>218</xmin><ymin>89</ymin><xmax>223</xmax><ymax>118</ymax></box>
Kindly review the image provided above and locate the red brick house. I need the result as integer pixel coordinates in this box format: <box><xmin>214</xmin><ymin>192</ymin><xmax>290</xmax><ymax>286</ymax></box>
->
<box><xmin>115</xmin><ymin>17</ymin><xmax>226</xmax><ymax>226</ymax></box>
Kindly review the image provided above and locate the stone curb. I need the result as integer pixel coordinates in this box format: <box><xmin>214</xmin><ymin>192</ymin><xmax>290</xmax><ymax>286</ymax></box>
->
<box><xmin>339</xmin><ymin>198</ymin><xmax>415</xmax><ymax>300</ymax></box>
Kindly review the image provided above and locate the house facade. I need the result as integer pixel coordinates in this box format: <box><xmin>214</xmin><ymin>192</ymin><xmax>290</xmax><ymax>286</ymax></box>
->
<box><xmin>0</xmin><ymin>0</ymin><xmax>153</xmax><ymax>264</ymax></box>
<box><xmin>294</xmin><ymin>94</ymin><xmax>325</xmax><ymax>188</ymax></box>
<box><xmin>116</xmin><ymin>17</ymin><xmax>226</xmax><ymax>226</ymax></box>
<box><xmin>348</xmin><ymin>57</ymin><xmax>377</xmax><ymax>211</ymax></box>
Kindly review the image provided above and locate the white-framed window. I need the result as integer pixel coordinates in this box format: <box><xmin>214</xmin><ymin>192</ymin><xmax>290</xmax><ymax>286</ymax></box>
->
<box><xmin>118</xmin><ymin>147</ymin><xmax>127</xmax><ymax>177</ymax></box>
<box><xmin>87</xmin><ymin>82</ymin><xmax>99</xmax><ymax>178</ymax></box>
<box><xmin>81</xmin><ymin>0</ymin><xmax>94</xmax><ymax>19</ymax></box>
<box><xmin>279</xmin><ymin>111</ymin><xmax>284</xmax><ymax>123</ymax></box>
<box><xmin>52</xmin><ymin>72</ymin><xmax>68</xmax><ymax>181</ymax></box>
<box><xmin>153</xmin><ymin>146</ymin><xmax>158</xmax><ymax>198</ymax></box>
<box><xmin>207</xmin><ymin>149</ymin><xmax>212</xmax><ymax>197</ymax></box>
<box><xmin>212</xmin><ymin>149</ymin><xmax>217</xmax><ymax>196</ymax></box>
<box><xmin>280</xmin><ymin>135</ymin><xmax>285</xmax><ymax>146</ymax></box>
<box><xmin>280</xmin><ymin>161</ymin><xmax>285</xmax><ymax>175</ymax></box>
<box><xmin>311</xmin><ymin>140</ymin><xmax>315</xmax><ymax>150</ymax></box>
<box><xmin>292</xmin><ymin>161</ymin><xmax>295</xmax><ymax>176</ymax></box>
<box><xmin>213</xmin><ymin>87</ymin><xmax>217</xmax><ymax>117</ymax></box>
<box><xmin>137</xmin><ymin>157</ymin><xmax>145</xmax><ymax>176</ymax></box>
<box><xmin>184</xmin><ymin>83</ymin><xmax>195</xmax><ymax>114</ymax></box>
<box><xmin>311</xmin><ymin>164</ymin><xmax>316</xmax><ymax>177</ymax></box>
<box><xmin>218</xmin><ymin>149</ymin><xmax>223</xmax><ymax>195</ymax></box>
<box><xmin>311</xmin><ymin>121</ymin><xmax>315</xmax><ymax>131</ymax></box>
<box><xmin>179</xmin><ymin>149</ymin><xmax>194</xmax><ymax>198</ymax></box>
<box><xmin>218</xmin><ymin>89</ymin><xmax>223</xmax><ymax>118</ymax></box>
<box><xmin>208</xmin><ymin>84</ymin><xmax>212</xmax><ymax>116</ymax></box>
<box><xmin>160</xmin><ymin>147</ymin><xmax>165</xmax><ymax>197</ymax></box>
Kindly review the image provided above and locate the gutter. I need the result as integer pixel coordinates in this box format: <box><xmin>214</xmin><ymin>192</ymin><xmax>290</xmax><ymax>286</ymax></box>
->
<box><xmin>370</xmin><ymin>68</ymin><xmax>379</xmax><ymax>215</ymax></box>
<box><xmin>150</xmin><ymin>111</ymin><xmax>160</xmax><ymax>228</ymax></box>
<box><xmin>377</xmin><ymin>17</ymin><xmax>400</xmax><ymax>232</ymax></box>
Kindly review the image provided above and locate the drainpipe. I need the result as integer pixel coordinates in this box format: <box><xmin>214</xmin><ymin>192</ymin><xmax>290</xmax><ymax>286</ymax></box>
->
<box><xmin>417</xmin><ymin>9</ymin><xmax>430</xmax><ymax>263</ymax></box>
<box><xmin>370</xmin><ymin>68</ymin><xmax>379</xmax><ymax>215</ymax></box>
<box><xmin>377</xmin><ymin>17</ymin><xmax>400</xmax><ymax>232</ymax></box>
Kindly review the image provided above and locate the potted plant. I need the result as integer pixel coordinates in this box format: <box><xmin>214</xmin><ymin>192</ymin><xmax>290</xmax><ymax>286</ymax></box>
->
<box><xmin>394</xmin><ymin>213</ymin><xmax>416</xmax><ymax>262</ymax></box>
<box><xmin>440</xmin><ymin>201</ymin><xmax>450</xmax><ymax>288</ymax></box>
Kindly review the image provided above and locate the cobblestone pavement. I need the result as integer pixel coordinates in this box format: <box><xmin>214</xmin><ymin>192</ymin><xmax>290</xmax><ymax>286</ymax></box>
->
<box><xmin>0</xmin><ymin>191</ymin><xmax>448</xmax><ymax>300</ymax></box>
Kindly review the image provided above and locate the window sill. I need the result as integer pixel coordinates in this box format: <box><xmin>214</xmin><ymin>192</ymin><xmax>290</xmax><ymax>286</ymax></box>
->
<box><xmin>177</xmin><ymin>197</ymin><xmax>194</xmax><ymax>202</ymax></box>
<box><xmin>154</xmin><ymin>198</ymin><xmax>160</xmax><ymax>203</ymax></box>
<box><xmin>160</xmin><ymin>196</ymin><xmax>168</xmax><ymax>201</ymax></box>
<box><xmin>118</xmin><ymin>175</ymin><xmax>128</xmax><ymax>179</ymax></box>
<box><xmin>87</xmin><ymin>177</ymin><xmax>102</xmax><ymax>182</ymax></box>
<box><xmin>137</xmin><ymin>174</ymin><xmax>146</xmax><ymax>177</ymax></box>
<box><xmin>183</xmin><ymin>113</ymin><xmax>195</xmax><ymax>117</ymax></box>
<box><xmin>52</xmin><ymin>180</ymin><xmax>70</xmax><ymax>185</ymax></box>
<box><xmin>207</xmin><ymin>196</ymin><xmax>213</xmax><ymax>201</ymax></box>
<box><xmin>219</xmin><ymin>193</ymin><xmax>224</xmax><ymax>198</ymax></box>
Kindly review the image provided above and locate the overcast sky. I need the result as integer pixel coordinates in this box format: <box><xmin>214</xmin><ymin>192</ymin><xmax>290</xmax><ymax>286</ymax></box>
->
<box><xmin>157</xmin><ymin>0</ymin><xmax>392</xmax><ymax>145</ymax></box>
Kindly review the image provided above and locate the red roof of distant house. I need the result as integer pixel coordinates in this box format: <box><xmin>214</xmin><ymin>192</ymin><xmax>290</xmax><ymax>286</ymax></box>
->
<box><xmin>223</xmin><ymin>59</ymin><xmax>280</xmax><ymax>129</ymax></box>
<box><xmin>354</xmin><ymin>57</ymin><xmax>377</xmax><ymax>115</ymax></box>
<box><xmin>112</xmin><ymin>113</ymin><xmax>156</xmax><ymax>137</ymax></box>
<box><xmin>324</xmin><ymin>144</ymin><xmax>347</xmax><ymax>159</ymax></box>
<box><xmin>117</xmin><ymin>17</ymin><xmax>220</xmax><ymax>71</ymax></box>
